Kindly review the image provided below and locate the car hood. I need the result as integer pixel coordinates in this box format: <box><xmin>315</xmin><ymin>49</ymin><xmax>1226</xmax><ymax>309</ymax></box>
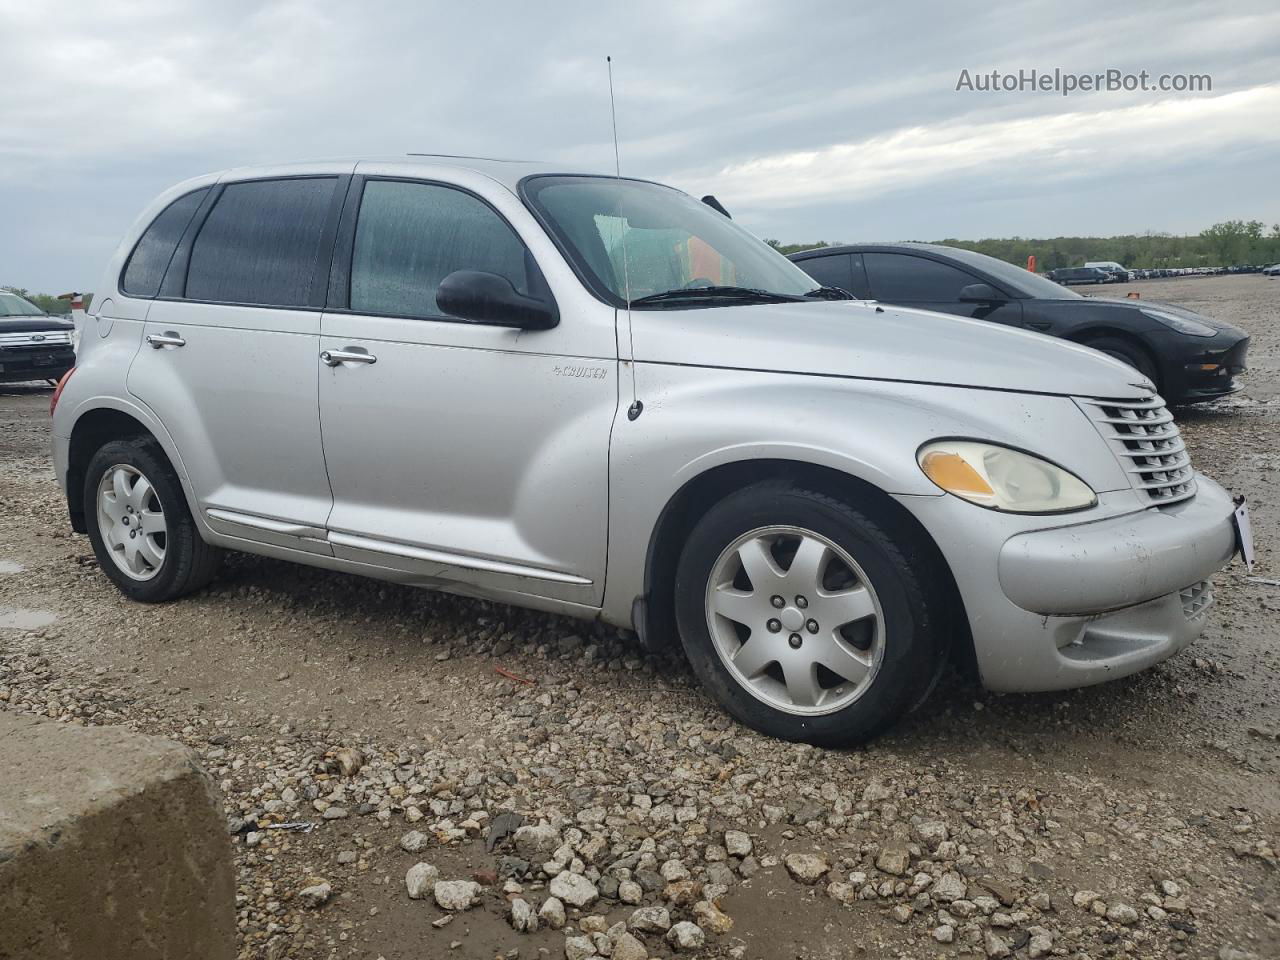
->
<box><xmin>1085</xmin><ymin>297</ymin><xmax>1242</xmax><ymax>334</ymax></box>
<box><xmin>630</xmin><ymin>299</ymin><xmax>1152</xmax><ymax>399</ymax></box>
<box><xmin>0</xmin><ymin>316</ymin><xmax>74</xmax><ymax>333</ymax></box>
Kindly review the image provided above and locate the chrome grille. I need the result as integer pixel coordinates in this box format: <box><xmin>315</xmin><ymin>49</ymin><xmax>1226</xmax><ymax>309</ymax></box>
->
<box><xmin>0</xmin><ymin>330</ymin><xmax>72</xmax><ymax>347</ymax></box>
<box><xmin>1079</xmin><ymin>395</ymin><xmax>1197</xmax><ymax>506</ymax></box>
<box><xmin>1179</xmin><ymin>580</ymin><xmax>1213</xmax><ymax>620</ymax></box>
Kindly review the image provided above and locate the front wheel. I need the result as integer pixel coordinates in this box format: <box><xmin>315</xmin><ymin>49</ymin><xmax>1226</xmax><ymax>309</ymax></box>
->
<box><xmin>84</xmin><ymin>438</ymin><xmax>221</xmax><ymax>602</ymax></box>
<box><xmin>1083</xmin><ymin>335</ymin><xmax>1160</xmax><ymax>389</ymax></box>
<box><xmin>673</xmin><ymin>482</ymin><xmax>943</xmax><ymax>745</ymax></box>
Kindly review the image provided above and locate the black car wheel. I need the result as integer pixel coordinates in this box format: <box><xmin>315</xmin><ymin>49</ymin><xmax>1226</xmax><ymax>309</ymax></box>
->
<box><xmin>1083</xmin><ymin>336</ymin><xmax>1160</xmax><ymax>390</ymax></box>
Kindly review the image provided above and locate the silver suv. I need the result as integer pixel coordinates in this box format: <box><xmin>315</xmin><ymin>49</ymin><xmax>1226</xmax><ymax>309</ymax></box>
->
<box><xmin>51</xmin><ymin>157</ymin><xmax>1246</xmax><ymax>743</ymax></box>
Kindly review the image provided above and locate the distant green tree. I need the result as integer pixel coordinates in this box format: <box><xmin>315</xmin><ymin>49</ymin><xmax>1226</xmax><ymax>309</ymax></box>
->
<box><xmin>1</xmin><ymin>286</ymin><xmax>90</xmax><ymax>315</ymax></box>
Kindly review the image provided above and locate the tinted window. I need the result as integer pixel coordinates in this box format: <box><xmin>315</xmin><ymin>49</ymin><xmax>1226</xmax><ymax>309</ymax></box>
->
<box><xmin>121</xmin><ymin>189</ymin><xmax>209</xmax><ymax>298</ymax></box>
<box><xmin>795</xmin><ymin>254</ymin><xmax>852</xmax><ymax>292</ymax></box>
<box><xmin>186</xmin><ymin>178</ymin><xmax>336</xmax><ymax>306</ymax></box>
<box><xmin>864</xmin><ymin>253</ymin><xmax>979</xmax><ymax>302</ymax></box>
<box><xmin>350</xmin><ymin>180</ymin><xmax>529</xmax><ymax>318</ymax></box>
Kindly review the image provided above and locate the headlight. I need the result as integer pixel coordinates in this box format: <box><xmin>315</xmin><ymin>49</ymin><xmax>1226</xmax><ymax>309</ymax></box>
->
<box><xmin>918</xmin><ymin>440</ymin><xmax>1097</xmax><ymax>514</ymax></box>
<box><xmin>1141</xmin><ymin>307</ymin><xmax>1215</xmax><ymax>338</ymax></box>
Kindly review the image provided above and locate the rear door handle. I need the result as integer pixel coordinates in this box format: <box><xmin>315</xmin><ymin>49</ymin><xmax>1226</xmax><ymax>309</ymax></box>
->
<box><xmin>320</xmin><ymin>349</ymin><xmax>376</xmax><ymax>366</ymax></box>
<box><xmin>145</xmin><ymin>332</ymin><xmax>186</xmax><ymax>349</ymax></box>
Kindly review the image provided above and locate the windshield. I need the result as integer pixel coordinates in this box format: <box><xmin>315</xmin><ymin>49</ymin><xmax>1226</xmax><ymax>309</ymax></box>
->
<box><xmin>523</xmin><ymin>176</ymin><xmax>819</xmax><ymax>306</ymax></box>
<box><xmin>0</xmin><ymin>291</ymin><xmax>47</xmax><ymax>317</ymax></box>
<box><xmin>939</xmin><ymin>248</ymin><xmax>1083</xmax><ymax>300</ymax></box>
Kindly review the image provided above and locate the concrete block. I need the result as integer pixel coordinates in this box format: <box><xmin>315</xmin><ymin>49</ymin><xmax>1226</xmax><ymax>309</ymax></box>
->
<box><xmin>0</xmin><ymin>712</ymin><xmax>235</xmax><ymax>960</ymax></box>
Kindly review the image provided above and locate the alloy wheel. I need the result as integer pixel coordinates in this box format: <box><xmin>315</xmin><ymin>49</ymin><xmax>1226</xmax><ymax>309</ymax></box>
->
<box><xmin>96</xmin><ymin>464</ymin><xmax>167</xmax><ymax>581</ymax></box>
<box><xmin>704</xmin><ymin>525</ymin><xmax>885</xmax><ymax>716</ymax></box>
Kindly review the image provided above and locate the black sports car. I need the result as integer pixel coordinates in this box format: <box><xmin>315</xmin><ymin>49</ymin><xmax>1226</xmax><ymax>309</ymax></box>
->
<box><xmin>789</xmin><ymin>243</ymin><xmax>1248</xmax><ymax>404</ymax></box>
<box><xmin>0</xmin><ymin>290</ymin><xmax>76</xmax><ymax>385</ymax></box>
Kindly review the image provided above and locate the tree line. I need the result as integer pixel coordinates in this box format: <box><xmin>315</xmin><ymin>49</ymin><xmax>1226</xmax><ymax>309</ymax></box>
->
<box><xmin>767</xmin><ymin>219</ymin><xmax>1280</xmax><ymax>270</ymax></box>
<box><xmin>0</xmin><ymin>287</ymin><xmax>94</xmax><ymax>315</ymax></box>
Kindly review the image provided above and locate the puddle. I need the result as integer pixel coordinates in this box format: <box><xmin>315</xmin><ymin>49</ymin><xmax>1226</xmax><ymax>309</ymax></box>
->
<box><xmin>0</xmin><ymin>608</ymin><xmax>58</xmax><ymax>630</ymax></box>
<box><xmin>0</xmin><ymin>560</ymin><xmax>24</xmax><ymax>575</ymax></box>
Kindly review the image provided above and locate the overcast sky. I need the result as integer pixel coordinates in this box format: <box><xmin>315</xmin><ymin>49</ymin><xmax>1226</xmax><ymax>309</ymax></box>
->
<box><xmin>3</xmin><ymin>0</ymin><xmax>1279</xmax><ymax>292</ymax></box>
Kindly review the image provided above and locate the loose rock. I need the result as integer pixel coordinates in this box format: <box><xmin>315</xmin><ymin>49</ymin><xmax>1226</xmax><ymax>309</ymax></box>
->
<box><xmin>550</xmin><ymin>871</ymin><xmax>599</xmax><ymax>909</ymax></box>
<box><xmin>666</xmin><ymin>921</ymin><xmax>706</xmax><ymax>951</ymax></box>
<box><xmin>405</xmin><ymin>862</ymin><xmax>438</xmax><ymax>900</ymax></box>
<box><xmin>784</xmin><ymin>852</ymin><xmax>829</xmax><ymax>883</ymax></box>
<box><xmin>433</xmin><ymin>880</ymin><xmax>481</xmax><ymax>911</ymax></box>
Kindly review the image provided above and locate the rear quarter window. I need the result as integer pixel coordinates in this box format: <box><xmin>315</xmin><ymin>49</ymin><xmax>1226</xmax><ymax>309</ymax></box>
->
<box><xmin>185</xmin><ymin>178</ymin><xmax>337</xmax><ymax>307</ymax></box>
<box><xmin>120</xmin><ymin>189</ymin><xmax>210</xmax><ymax>298</ymax></box>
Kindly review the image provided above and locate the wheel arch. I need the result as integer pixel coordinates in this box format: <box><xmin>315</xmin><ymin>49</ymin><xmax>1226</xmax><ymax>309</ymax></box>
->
<box><xmin>66</xmin><ymin>404</ymin><xmax>189</xmax><ymax>534</ymax></box>
<box><xmin>634</xmin><ymin>457</ymin><xmax>973</xmax><ymax>674</ymax></box>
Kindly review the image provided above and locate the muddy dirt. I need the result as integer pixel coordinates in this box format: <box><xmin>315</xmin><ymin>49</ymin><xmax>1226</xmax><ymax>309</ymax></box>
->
<box><xmin>1</xmin><ymin>274</ymin><xmax>1276</xmax><ymax>959</ymax></box>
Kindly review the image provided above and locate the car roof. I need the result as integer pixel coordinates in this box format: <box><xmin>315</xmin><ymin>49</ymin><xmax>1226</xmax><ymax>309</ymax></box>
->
<box><xmin>213</xmin><ymin>155</ymin><xmax>615</xmax><ymax>194</ymax></box>
<box><xmin>789</xmin><ymin>241</ymin><xmax>975</xmax><ymax>261</ymax></box>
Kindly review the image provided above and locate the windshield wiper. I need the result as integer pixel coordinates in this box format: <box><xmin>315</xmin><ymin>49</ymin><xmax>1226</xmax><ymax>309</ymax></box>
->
<box><xmin>629</xmin><ymin>285</ymin><xmax>810</xmax><ymax>307</ymax></box>
<box><xmin>804</xmin><ymin>286</ymin><xmax>857</xmax><ymax>301</ymax></box>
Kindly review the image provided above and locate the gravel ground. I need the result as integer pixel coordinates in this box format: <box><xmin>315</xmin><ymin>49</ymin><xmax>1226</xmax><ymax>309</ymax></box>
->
<box><xmin>1</xmin><ymin>274</ymin><xmax>1277</xmax><ymax>960</ymax></box>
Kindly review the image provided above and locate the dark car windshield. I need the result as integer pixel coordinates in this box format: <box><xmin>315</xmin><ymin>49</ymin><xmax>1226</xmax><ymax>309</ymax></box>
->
<box><xmin>523</xmin><ymin>176</ymin><xmax>819</xmax><ymax>307</ymax></box>
<box><xmin>939</xmin><ymin>248</ymin><xmax>1083</xmax><ymax>300</ymax></box>
<box><xmin>0</xmin><ymin>291</ymin><xmax>47</xmax><ymax>317</ymax></box>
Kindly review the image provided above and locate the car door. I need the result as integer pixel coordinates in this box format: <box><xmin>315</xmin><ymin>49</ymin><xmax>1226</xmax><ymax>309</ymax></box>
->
<box><xmin>862</xmin><ymin>252</ymin><xmax>1024</xmax><ymax>327</ymax></box>
<box><xmin>127</xmin><ymin>172</ymin><xmax>349</xmax><ymax>555</ymax></box>
<box><xmin>316</xmin><ymin>172</ymin><xmax>617</xmax><ymax>607</ymax></box>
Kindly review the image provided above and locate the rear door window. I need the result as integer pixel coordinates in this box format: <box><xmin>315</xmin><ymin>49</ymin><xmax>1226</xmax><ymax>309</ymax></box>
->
<box><xmin>348</xmin><ymin>180</ymin><xmax>530</xmax><ymax>319</ymax></box>
<box><xmin>186</xmin><ymin>178</ymin><xmax>337</xmax><ymax>307</ymax></box>
<box><xmin>863</xmin><ymin>252</ymin><xmax>980</xmax><ymax>302</ymax></box>
<box><xmin>120</xmin><ymin>189</ymin><xmax>210</xmax><ymax>298</ymax></box>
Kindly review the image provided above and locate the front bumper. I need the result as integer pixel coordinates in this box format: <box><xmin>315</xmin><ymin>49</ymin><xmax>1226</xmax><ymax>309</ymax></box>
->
<box><xmin>1156</xmin><ymin>330</ymin><xmax>1249</xmax><ymax>404</ymax></box>
<box><xmin>0</xmin><ymin>347</ymin><xmax>74</xmax><ymax>384</ymax></box>
<box><xmin>898</xmin><ymin>474</ymin><xmax>1238</xmax><ymax>692</ymax></box>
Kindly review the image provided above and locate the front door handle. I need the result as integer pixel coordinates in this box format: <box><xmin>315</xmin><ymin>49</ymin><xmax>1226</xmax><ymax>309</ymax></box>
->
<box><xmin>320</xmin><ymin>348</ymin><xmax>376</xmax><ymax>366</ymax></box>
<box><xmin>145</xmin><ymin>332</ymin><xmax>186</xmax><ymax>349</ymax></box>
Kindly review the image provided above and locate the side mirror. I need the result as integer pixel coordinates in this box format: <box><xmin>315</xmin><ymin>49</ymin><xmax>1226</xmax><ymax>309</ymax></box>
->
<box><xmin>436</xmin><ymin>270</ymin><xmax>558</xmax><ymax>330</ymax></box>
<box><xmin>958</xmin><ymin>282</ymin><xmax>1003</xmax><ymax>303</ymax></box>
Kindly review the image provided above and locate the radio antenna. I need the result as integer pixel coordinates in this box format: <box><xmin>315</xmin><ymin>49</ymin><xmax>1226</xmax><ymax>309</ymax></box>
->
<box><xmin>608</xmin><ymin>56</ymin><xmax>642</xmax><ymax>420</ymax></box>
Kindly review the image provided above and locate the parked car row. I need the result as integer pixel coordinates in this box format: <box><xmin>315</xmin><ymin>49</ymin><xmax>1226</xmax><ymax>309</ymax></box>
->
<box><xmin>47</xmin><ymin>157</ymin><xmax>1251</xmax><ymax>745</ymax></box>
<box><xmin>1046</xmin><ymin>263</ymin><xmax>1277</xmax><ymax>283</ymax></box>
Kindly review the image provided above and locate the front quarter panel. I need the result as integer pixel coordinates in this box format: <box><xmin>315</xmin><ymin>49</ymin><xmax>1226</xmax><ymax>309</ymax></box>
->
<box><xmin>601</xmin><ymin>366</ymin><xmax>1132</xmax><ymax>625</ymax></box>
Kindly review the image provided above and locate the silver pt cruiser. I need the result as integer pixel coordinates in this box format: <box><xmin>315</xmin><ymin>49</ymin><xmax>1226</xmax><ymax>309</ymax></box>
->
<box><xmin>50</xmin><ymin>157</ymin><xmax>1249</xmax><ymax>744</ymax></box>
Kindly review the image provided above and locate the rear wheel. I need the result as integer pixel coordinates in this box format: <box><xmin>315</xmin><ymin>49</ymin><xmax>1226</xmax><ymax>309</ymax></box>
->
<box><xmin>84</xmin><ymin>438</ymin><xmax>221</xmax><ymax>602</ymax></box>
<box><xmin>1083</xmin><ymin>335</ymin><xmax>1160</xmax><ymax>389</ymax></box>
<box><xmin>673</xmin><ymin>481</ymin><xmax>943</xmax><ymax>745</ymax></box>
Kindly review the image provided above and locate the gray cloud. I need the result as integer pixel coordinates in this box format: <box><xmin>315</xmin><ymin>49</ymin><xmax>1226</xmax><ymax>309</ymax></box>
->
<box><xmin>2</xmin><ymin>0</ymin><xmax>1278</xmax><ymax>290</ymax></box>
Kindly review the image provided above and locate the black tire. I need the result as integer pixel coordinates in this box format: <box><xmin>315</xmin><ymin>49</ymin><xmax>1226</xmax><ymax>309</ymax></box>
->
<box><xmin>1083</xmin><ymin>335</ymin><xmax>1160</xmax><ymax>389</ymax></box>
<box><xmin>673</xmin><ymin>481</ymin><xmax>943</xmax><ymax>745</ymax></box>
<box><xmin>83</xmin><ymin>437</ymin><xmax>221</xmax><ymax>602</ymax></box>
